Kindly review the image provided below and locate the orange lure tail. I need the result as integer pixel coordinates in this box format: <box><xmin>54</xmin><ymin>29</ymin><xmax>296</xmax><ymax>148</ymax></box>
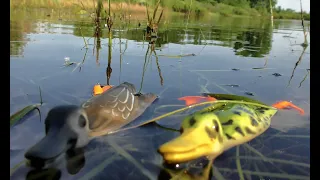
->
<box><xmin>93</xmin><ymin>84</ymin><xmax>113</xmax><ymax>96</ymax></box>
<box><xmin>178</xmin><ymin>96</ymin><xmax>217</xmax><ymax>106</ymax></box>
<box><xmin>272</xmin><ymin>101</ymin><xmax>305</xmax><ymax>115</ymax></box>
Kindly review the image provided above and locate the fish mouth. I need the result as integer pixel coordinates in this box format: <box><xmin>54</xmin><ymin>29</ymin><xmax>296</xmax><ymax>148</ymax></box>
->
<box><xmin>158</xmin><ymin>130</ymin><xmax>214</xmax><ymax>164</ymax></box>
<box><xmin>159</xmin><ymin>144</ymin><xmax>213</xmax><ymax>164</ymax></box>
<box><xmin>25</xmin><ymin>128</ymin><xmax>77</xmax><ymax>169</ymax></box>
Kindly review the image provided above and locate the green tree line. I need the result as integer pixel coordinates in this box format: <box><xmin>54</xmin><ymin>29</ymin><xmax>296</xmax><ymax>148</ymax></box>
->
<box><xmin>133</xmin><ymin>0</ymin><xmax>309</xmax><ymax>20</ymax></box>
<box><xmin>11</xmin><ymin>0</ymin><xmax>310</xmax><ymax>20</ymax></box>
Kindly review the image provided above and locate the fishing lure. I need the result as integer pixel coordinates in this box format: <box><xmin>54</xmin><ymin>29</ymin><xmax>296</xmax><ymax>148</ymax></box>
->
<box><xmin>159</xmin><ymin>94</ymin><xmax>304</xmax><ymax>164</ymax></box>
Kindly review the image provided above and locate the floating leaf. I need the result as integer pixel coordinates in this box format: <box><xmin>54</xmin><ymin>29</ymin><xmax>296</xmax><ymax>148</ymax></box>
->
<box><xmin>283</xmin><ymin>35</ymin><xmax>296</xmax><ymax>38</ymax></box>
<box><xmin>244</xmin><ymin>92</ymin><xmax>254</xmax><ymax>96</ymax></box>
<box><xmin>157</xmin><ymin>53</ymin><xmax>196</xmax><ymax>58</ymax></box>
<box><xmin>272</xmin><ymin>73</ymin><xmax>282</xmax><ymax>77</ymax></box>
<box><xmin>221</xmin><ymin>84</ymin><xmax>240</xmax><ymax>87</ymax></box>
<box><xmin>63</xmin><ymin>61</ymin><xmax>78</xmax><ymax>67</ymax></box>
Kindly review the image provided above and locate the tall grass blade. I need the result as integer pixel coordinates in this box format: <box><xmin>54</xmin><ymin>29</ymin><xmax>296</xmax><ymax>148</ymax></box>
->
<box><xmin>236</xmin><ymin>146</ymin><xmax>245</xmax><ymax>180</ymax></box>
<box><xmin>10</xmin><ymin>86</ymin><xmax>43</xmax><ymax>127</ymax></box>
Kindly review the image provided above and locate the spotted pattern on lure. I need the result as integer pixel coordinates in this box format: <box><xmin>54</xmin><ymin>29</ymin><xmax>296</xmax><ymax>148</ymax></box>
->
<box><xmin>194</xmin><ymin>103</ymin><xmax>274</xmax><ymax>143</ymax></box>
<box><xmin>158</xmin><ymin>102</ymin><xmax>277</xmax><ymax>164</ymax></box>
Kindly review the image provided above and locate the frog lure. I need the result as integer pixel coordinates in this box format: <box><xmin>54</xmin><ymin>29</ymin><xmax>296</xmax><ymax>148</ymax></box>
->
<box><xmin>158</xmin><ymin>94</ymin><xmax>304</xmax><ymax>164</ymax></box>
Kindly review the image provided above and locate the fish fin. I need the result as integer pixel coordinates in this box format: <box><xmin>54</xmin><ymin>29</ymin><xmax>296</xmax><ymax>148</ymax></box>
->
<box><xmin>272</xmin><ymin>101</ymin><xmax>305</xmax><ymax>115</ymax></box>
<box><xmin>178</xmin><ymin>96</ymin><xmax>217</xmax><ymax>106</ymax></box>
<box><xmin>207</xmin><ymin>96</ymin><xmax>217</xmax><ymax>101</ymax></box>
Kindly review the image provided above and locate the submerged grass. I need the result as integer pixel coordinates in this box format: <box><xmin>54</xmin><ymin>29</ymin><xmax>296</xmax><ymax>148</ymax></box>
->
<box><xmin>79</xmin><ymin>155</ymin><xmax>121</xmax><ymax>180</ymax></box>
<box><xmin>217</xmin><ymin>168</ymin><xmax>309</xmax><ymax>179</ymax></box>
<box><xmin>232</xmin><ymin>156</ymin><xmax>310</xmax><ymax>168</ymax></box>
<box><xmin>10</xmin><ymin>104</ymin><xmax>41</xmax><ymax>127</ymax></box>
<box><xmin>212</xmin><ymin>165</ymin><xmax>226</xmax><ymax>180</ymax></box>
<box><xmin>108</xmin><ymin>138</ymin><xmax>156</xmax><ymax>179</ymax></box>
<box><xmin>10</xmin><ymin>160</ymin><xmax>27</xmax><ymax>176</ymax></box>
<box><xmin>10</xmin><ymin>86</ymin><xmax>43</xmax><ymax>127</ymax></box>
<box><xmin>236</xmin><ymin>146</ymin><xmax>245</xmax><ymax>180</ymax></box>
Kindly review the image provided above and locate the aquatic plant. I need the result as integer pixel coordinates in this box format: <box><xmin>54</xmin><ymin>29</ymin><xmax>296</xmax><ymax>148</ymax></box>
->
<box><xmin>10</xmin><ymin>86</ymin><xmax>43</xmax><ymax>127</ymax></box>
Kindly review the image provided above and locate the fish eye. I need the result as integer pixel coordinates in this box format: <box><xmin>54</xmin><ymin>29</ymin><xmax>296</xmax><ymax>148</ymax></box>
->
<box><xmin>78</xmin><ymin>115</ymin><xmax>86</xmax><ymax>128</ymax></box>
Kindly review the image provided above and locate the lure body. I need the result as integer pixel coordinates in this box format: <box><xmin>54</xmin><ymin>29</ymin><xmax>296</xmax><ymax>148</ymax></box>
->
<box><xmin>159</xmin><ymin>102</ymin><xmax>277</xmax><ymax>164</ymax></box>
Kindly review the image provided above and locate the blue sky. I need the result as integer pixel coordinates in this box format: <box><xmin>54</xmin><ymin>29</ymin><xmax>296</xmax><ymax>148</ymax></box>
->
<box><xmin>277</xmin><ymin>0</ymin><xmax>310</xmax><ymax>12</ymax></box>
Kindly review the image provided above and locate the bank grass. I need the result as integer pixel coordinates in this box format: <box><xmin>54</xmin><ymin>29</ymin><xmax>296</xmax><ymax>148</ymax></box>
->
<box><xmin>273</xmin><ymin>11</ymin><xmax>310</xmax><ymax>21</ymax></box>
<box><xmin>209</xmin><ymin>3</ymin><xmax>260</xmax><ymax>17</ymax></box>
<box><xmin>11</xmin><ymin>0</ymin><xmax>149</xmax><ymax>14</ymax></box>
<box><xmin>11</xmin><ymin>0</ymin><xmax>309</xmax><ymax>21</ymax></box>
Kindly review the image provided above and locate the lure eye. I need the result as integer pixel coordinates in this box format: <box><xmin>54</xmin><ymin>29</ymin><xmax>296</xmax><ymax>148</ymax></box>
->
<box><xmin>179</xmin><ymin>127</ymin><xmax>184</xmax><ymax>134</ymax></box>
<box><xmin>67</xmin><ymin>138</ymin><xmax>77</xmax><ymax>149</ymax></box>
<box><xmin>78</xmin><ymin>115</ymin><xmax>86</xmax><ymax>128</ymax></box>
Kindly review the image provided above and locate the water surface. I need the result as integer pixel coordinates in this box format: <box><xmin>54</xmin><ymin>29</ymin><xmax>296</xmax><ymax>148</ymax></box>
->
<box><xmin>10</xmin><ymin>9</ymin><xmax>310</xmax><ymax>180</ymax></box>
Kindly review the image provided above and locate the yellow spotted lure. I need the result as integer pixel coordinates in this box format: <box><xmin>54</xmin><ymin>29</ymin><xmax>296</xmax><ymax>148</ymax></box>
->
<box><xmin>158</xmin><ymin>94</ymin><xmax>304</xmax><ymax>164</ymax></box>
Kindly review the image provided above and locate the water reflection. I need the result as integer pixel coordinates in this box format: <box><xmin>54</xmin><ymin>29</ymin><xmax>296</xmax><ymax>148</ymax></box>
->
<box><xmin>14</xmin><ymin>125</ymin><xmax>309</xmax><ymax>180</ymax></box>
<box><xmin>118</xmin><ymin>25</ymin><xmax>128</xmax><ymax>84</ymax></box>
<box><xmin>10</xmin><ymin>10</ymin><xmax>279</xmax><ymax>59</ymax></box>
<box><xmin>106</xmin><ymin>32</ymin><xmax>112</xmax><ymax>85</ymax></box>
<box><xmin>233</xmin><ymin>21</ymin><xmax>273</xmax><ymax>57</ymax></box>
<box><xmin>139</xmin><ymin>35</ymin><xmax>164</xmax><ymax>93</ymax></box>
<box><xmin>10</xmin><ymin>20</ymin><xmax>30</xmax><ymax>57</ymax></box>
<box><xmin>78</xmin><ymin>48</ymin><xmax>89</xmax><ymax>72</ymax></box>
<box><xmin>26</xmin><ymin>168</ymin><xmax>61</xmax><ymax>180</ymax></box>
<box><xmin>299</xmin><ymin>69</ymin><xmax>310</xmax><ymax>88</ymax></box>
<box><xmin>25</xmin><ymin>148</ymin><xmax>85</xmax><ymax>180</ymax></box>
<box><xmin>159</xmin><ymin>159</ymin><xmax>213</xmax><ymax>180</ymax></box>
<box><xmin>288</xmin><ymin>43</ymin><xmax>309</xmax><ymax>87</ymax></box>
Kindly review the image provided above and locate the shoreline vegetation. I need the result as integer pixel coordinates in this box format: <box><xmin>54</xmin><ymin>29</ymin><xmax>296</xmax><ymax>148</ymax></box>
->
<box><xmin>11</xmin><ymin>0</ymin><xmax>309</xmax><ymax>21</ymax></box>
